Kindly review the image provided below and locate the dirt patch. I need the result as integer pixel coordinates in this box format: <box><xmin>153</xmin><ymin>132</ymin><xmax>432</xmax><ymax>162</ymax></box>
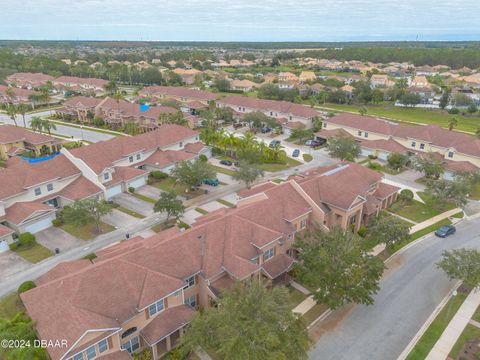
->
<box><xmin>309</xmin><ymin>303</ymin><xmax>356</xmax><ymax>342</ymax></box>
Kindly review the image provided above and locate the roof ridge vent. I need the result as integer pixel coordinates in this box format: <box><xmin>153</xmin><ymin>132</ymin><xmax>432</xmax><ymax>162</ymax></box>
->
<box><xmin>322</xmin><ymin>164</ymin><xmax>349</xmax><ymax>177</ymax></box>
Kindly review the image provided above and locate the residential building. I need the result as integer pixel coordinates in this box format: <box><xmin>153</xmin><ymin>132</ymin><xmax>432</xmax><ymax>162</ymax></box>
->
<box><xmin>58</xmin><ymin>96</ymin><xmax>103</xmax><ymax>123</ymax></box>
<box><xmin>21</xmin><ymin>162</ymin><xmax>398</xmax><ymax>359</ymax></box>
<box><xmin>278</xmin><ymin>72</ymin><xmax>299</xmax><ymax>85</ymax></box>
<box><xmin>139</xmin><ymin>86</ymin><xmax>219</xmax><ymax>105</ymax></box>
<box><xmin>299</xmin><ymin>71</ymin><xmax>316</xmax><ymax>83</ymax></box>
<box><xmin>0</xmin><ymin>124</ymin><xmax>62</xmax><ymax>161</ymax></box>
<box><xmin>5</xmin><ymin>72</ymin><xmax>55</xmax><ymax>89</ymax></box>
<box><xmin>0</xmin><ymin>85</ymin><xmax>39</xmax><ymax>106</ymax></box>
<box><xmin>229</xmin><ymin>79</ymin><xmax>258</xmax><ymax>92</ymax></box>
<box><xmin>53</xmin><ymin>76</ymin><xmax>108</xmax><ymax>94</ymax></box>
<box><xmin>172</xmin><ymin>68</ymin><xmax>202</xmax><ymax>85</ymax></box>
<box><xmin>319</xmin><ymin>113</ymin><xmax>480</xmax><ymax>170</ymax></box>
<box><xmin>217</xmin><ymin>95</ymin><xmax>319</xmax><ymax>132</ymax></box>
<box><xmin>370</xmin><ymin>74</ymin><xmax>395</xmax><ymax>88</ymax></box>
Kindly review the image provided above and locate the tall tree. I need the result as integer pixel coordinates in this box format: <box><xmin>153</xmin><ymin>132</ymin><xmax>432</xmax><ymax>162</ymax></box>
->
<box><xmin>326</xmin><ymin>135</ymin><xmax>361</xmax><ymax>161</ymax></box>
<box><xmin>437</xmin><ymin>249</ymin><xmax>480</xmax><ymax>290</ymax></box>
<box><xmin>158</xmin><ymin>111</ymin><xmax>188</xmax><ymax>127</ymax></box>
<box><xmin>30</xmin><ymin>116</ymin><xmax>43</xmax><ymax>133</ymax></box>
<box><xmin>180</xmin><ymin>281</ymin><xmax>309</xmax><ymax>360</ymax></box>
<box><xmin>124</xmin><ymin>122</ymin><xmax>141</xmax><ymax>135</ymax></box>
<box><xmin>172</xmin><ymin>158</ymin><xmax>216</xmax><ymax>189</ymax></box>
<box><xmin>426</xmin><ymin>178</ymin><xmax>471</xmax><ymax>209</ymax></box>
<box><xmin>412</xmin><ymin>154</ymin><xmax>445</xmax><ymax>179</ymax></box>
<box><xmin>62</xmin><ymin>198</ymin><xmax>112</xmax><ymax>234</ymax></box>
<box><xmin>16</xmin><ymin>103</ymin><xmax>29</xmax><ymax>128</ymax></box>
<box><xmin>448</xmin><ymin>117</ymin><xmax>458</xmax><ymax>131</ymax></box>
<box><xmin>154</xmin><ymin>191</ymin><xmax>185</xmax><ymax>223</ymax></box>
<box><xmin>294</xmin><ymin>226</ymin><xmax>385</xmax><ymax>309</ymax></box>
<box><xmin>41</xmin><ymin>118</ymin><xmax>57</xmax><ymax>135</ymax></box>
<box><xmin>367</xmin><ymin>214</ymin><xmax>411</xmax><ymax>255</ymax></box>
<box><xmin>232</xmin><ymin>161</ymin><xmax>264</xmax><ymax>189</ymax></box>
<box><xmin>6</xmin><ymin>104</ymin><xmax>18</xmax><ymax>127</ymax></box>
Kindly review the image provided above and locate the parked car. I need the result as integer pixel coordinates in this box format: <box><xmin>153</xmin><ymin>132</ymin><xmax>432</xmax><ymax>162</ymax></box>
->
<box><xmin>434</xmin><ymin>225</ymin><xmax>456</xmax><ymax>238</ymax></box>
<box><xmin>203</xmin><ymin>178</ymin><xmax>219</xmax><ymax>186</ymax></box>
<box><xmin>261</xmin><ymin>127</ymin><xmax>272</xmax><ymax>133</ymax></box>
<box><xmin>269</xmin><ymin>140</ymin><xmax>281</xmax><ymax>148</ymax></box>
<box><xmin>305</xmin><ymin>139</ymin><xmax>325</xmax><ymax>147</ymax></box>
<box><xmin>292</xmin><ymin>149</ymin><xmax>300</xmax><ymax>157</ymax></box>
<box><xmin>220</xmin><ymin>160</ymin><xmax>233</xmax><ymax>166</ymax></box>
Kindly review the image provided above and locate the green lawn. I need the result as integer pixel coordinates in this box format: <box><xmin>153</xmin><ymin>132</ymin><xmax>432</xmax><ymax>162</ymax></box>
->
<box><xmin>48</xmin><ymin>118</ymin><xmax>127</xmax><ymax>136</ymax></box>
<box><xmin>271</xmin><ymin>179</ymin><xmax>284</xmax><ymax>184</ymax></box>
<box><xmin>211</xmin><ymin>165</ymin><xmax>236</xmax><ymax>176</ymax></box>
<box><xmin>301</xmin><ymin>303</ymin><xmax>330</xmax><ymax>325</ymax></box>
<box><xmin>286</xmin><ymin>286</ymin><xmax>308</xmax><ymax>309</ymax></box>
<box><xmin>449</xmin><ymin>324</ymin><xmax>480</xmax><ymax>358</ymax></box>
<box><xmin>217</xmin><ymin>199</ymin><xmax>235</xmax><ymax>208</ymax></box>
<box><xmin>389</xmin><ymin>192</ymin><xmax>456</xmax><ymax>223</ymax></box>
<box><xmin>150</xmin><ymin>177</ymin><xmax>194</xmax><ymax>197</ymax></box>
<box><xmin>131</xmin><ymin>192</ymin><xmax>157</xmax><ymax>204</ymax></box>
<box><xmin>61</xmin><ymin>222</ymin><xmax>115</xmax><ymax>240</ymax></box>
<box><xmin>258</xmin><ymin>158</ymin><xmax>303</xmax><ymax>172</ymax></box>
<box><xmin>116</xmin><ymin>206</ymin><xmax>146</xmax><ymax>219</ymax></box>
<box><xmin>473</xmin><ymin>305</ymin><xmax>480</xmax><ymax>323</ymax></box>
<box><xmin>195</xmin><ymin>207</ymin><xmax>208</xmax><ymax>215</ymax></box>
<box><xmin>470</xmin><ymin>182</ymin><xmax>480</xmax><ymax>200</ymax></box>
<box><xmin>0</xmin><ymin>292</ymin><xmax>25</xmax><ymax>319</ymax></box>
<box><xmin>13</xmin><ymin>243</ymin><xmax>53</xmax><ymax>263</ymax></box>
<box><xmin>319</xmin><ymin>103</ymin><xmax>480</xmax><ymax>134</ymax></box>
<box><xmin>302</xmin><ymin>154</ymin><xmax>313</xmax><ymax>162</ymax></box>
<box><xmin>406</xmin><ymin>291</ymin><xmax>468</xmax><ymax>360</ymax></box>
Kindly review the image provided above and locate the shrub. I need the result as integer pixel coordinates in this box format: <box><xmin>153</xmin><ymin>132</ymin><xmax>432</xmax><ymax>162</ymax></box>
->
<box><xmin>92</xmin><ymin>117</ymin><xmax>105</xmax><ymax>127</ymax></box>
<box><xmin>18</xmin><ymin>232</ymin><xmax>36</xmax><ymax>248</ymax></box>
<box><xmin>128</xmin><ymin>187</ymin><xmax>135</xmax><ymax>193</ymax></box>
<box><xmin>82</xmin><ymin>253</ymin><xmax>97</xmax><ymax>261</ymax></box>
<box><xmin>199</xmin><ymin>154</ymin><xmax>208</xmax><ymax>162</ymax></box>
<box><xmin>448</xmin><ymin>108</ymin><xmax>460</xmax><ymax>114</ymax></box>
<box><xmin>357</xmin><ymin>226</ymin><xmax>368</xmax><ymax>238</ymax></box>
<box><xmin>52</xmin><ymin>218</ymin><xmax>63</xmax><ymax>227</ymax></box>
<box><xmin>367</xmin><ymin>154</ymin><xmax>378</xmax><ymax>160</ymax></box>
<box><xmin>18</xmin><ymin>281</ymin><xmax>36</xmax><ymax>294</ymax></box>
<box><xmin>178</xmin><ymin>222</ymin><xmax>191</xmax><ymax>230</ymax></box>
<box><xmin>9</xmin><ymin>242</ymin><xmax>19</xmax><ymax>251</ymax></box>
<box><xmin>399</xmin><ymin>189</ymin><xmax>414</xmax><ymax>202</ymax></box>
<box><xmin>150</xmin><ymin>171</ymin><xmax>168</xmax><ymax>180</ymax></box>
<box><xmin>367</xmin><ymin>161</ymin><xmax>382</xmax><ymax>171</ymax></box>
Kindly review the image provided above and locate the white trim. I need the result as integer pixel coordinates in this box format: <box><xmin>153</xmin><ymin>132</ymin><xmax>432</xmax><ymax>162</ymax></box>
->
<box><xmin>59</xmin><ymin>328</ymin><xmax>121</xmax><ymax>360</ymax></box>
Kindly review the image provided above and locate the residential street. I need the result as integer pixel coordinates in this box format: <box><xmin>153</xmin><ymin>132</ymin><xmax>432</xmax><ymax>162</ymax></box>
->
<box><xmin>309</xmin><ymin>216</ymin><xmax>480</xmax><ymax>360</ymax></box>
<box><xmin>0</xmin><ymin>110</ymin><xmax>114</xmax><ymax>143</ymax></box>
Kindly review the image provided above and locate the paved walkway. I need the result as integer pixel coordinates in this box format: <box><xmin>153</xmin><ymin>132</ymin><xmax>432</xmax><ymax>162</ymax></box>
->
<box><xmin>426</xmin><ymin>290</ymin><xmax>480</xmax><ymax>360</ymax></box>
<box><xmin>382</xmin><ymin>178</ymin><xmax>425</xmax><ymax>203</ymax></box>
<box><xmin>386</xmin><ymin>211</ymin><xmax>417</xmax><ymax>225</ymax></box>
<box><xmin>409</xmin><ymin>208</ymin><xmax>461</xmax><ymax>234</ymax></box>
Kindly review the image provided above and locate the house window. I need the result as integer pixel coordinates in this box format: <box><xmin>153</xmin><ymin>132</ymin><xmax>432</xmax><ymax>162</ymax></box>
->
<box><xmin>148</xmin><ymin>298</ymin><xmax>165</xmax><ymax>316</ymax></box>
<box><xmin>98</xmin><ymin>339</ymin><xmax>108</xmax><ymax>353</ymax></box>
<box><xmin>263</xmin><ymin>248</ymin><xmax>275</xmax><ymax>262</ymax></box>
<box><xmin>289</xmin><ymin>116</ymin><xmax>292</xmax><ymax>120</ymax></box>
<box><xmin>251</xmin><ymin>257</ymin><xmax>259</xmax><ymax>264</ymax></box>
<box><xmin>448</xmin><ymin>151</ymin><xmax>454</xmax><ymax>158</ymax></box>
<box><xmin>104</xmin><ymin>172</ymin><xmax>109</xmax><ymax>180</ymax></box>
<box><xmin>47</xmin><ymin>184</ymin><xmax>54</xmax><ymax>192</ymax></box>
<box><xmin>195</xmin><ymin>136</ymin><xmax>199</xmax><ymax>141</ymax></box>
<box><xmin>34</xmin><ymin>188</ymin><xmax>41</xmax><ymax>196</ymax></box>
<box><xmin>121</xmin><ymin>327</ymin><xmax>137</xmax><ymax>339</ymax></box>
<box><xmin>73</xmin><ymin>353</ymin><xmax>83</xmax><ymax>360</ymax></box>
<box><xmin>179</xmin><ymin>142</ymin><xmax>183</xmax><ymax>148</ymax></box>
<box><xmin>270</xmin><ymin>111</ymin><xmax>273</xmax><ymax>116</ymax></box>
<box><xmin>364</xmin><ymin>132</ymin><xmax>369</xmax><ymax>138</ymax></box>
<box><xmin>411</xmin><ymin>141</ymin><xmax>416</xmax><ymax>148</ymax></box>
<box><xmin>184</xmin><ymin>275</ymin><xmax>195</xmax><ymax>289</ymax></box>
<box><xmin>323</xmin><ymin>122</ymin><xmax>327</xmax><ymax>128</ymax></box>
<box><xmin>185</xmin><ymin>295</ymin><xmax>197</xmax><ymax>308</ymax></box>
<box><xmin>85</xmin><ymin>346</ymin><xmax>96</xmax><ymax>360</ymax></box>
<box><xmin>420</xmin><ymin>143</ymin><xmax>425</xmax><ymax>150</ymax></box>
<box><xmin>350</xmin><ymin>215</ymin><xmax>357</xmax><ymax>225</ymax></box>
<box><xmin>357</xmin><ymin>131</ymin><xmax>362</xmax><ymax>136</ymax></box>
<box><xmin>136</xmin><ymin>154</ymin><xmax>141</xmax><ymax>160</ymax></box>
<box><xmin>129</xmin><ymin>156</ymin><xmax>134</xmax><ymax>163</ymax></box>
<box><xmin>121</xmin><ymin>336</ymin><xmax>139</xmax><ymax>354</ymax></box>
<box><xmin>300</xmin><ymin>219</ymin><xmax>307</xmax><ymax>229</ymax></box>
<box><xmin>173</xmin><ymin>290</ymin><xmax>181</xmax><ymax>297</ymax></box>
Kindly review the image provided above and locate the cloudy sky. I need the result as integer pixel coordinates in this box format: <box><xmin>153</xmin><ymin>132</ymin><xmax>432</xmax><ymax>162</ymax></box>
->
<box><xmin>1</xmin><ymin>0</ymin><xmax>479</xmax><ymax>41</ymax></box>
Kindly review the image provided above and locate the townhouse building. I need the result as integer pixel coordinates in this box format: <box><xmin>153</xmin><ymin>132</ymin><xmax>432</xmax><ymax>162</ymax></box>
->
<box><xmin>0</xmin><ymin>125</ymin><xmax>209</xmax><ymax>251</ymax></box>
<box><xmin>0</xmin><ymin>124</ymin><xmax>62</xmax><ymax>161</ymax></box>
<box><xmin>216</xmin><ymin>95</ymin><xmax>319</xmax><ymax>134</ymax></box>
<box><xmin>21</xmin><ymin>162</ymin><xmax>398</xmax><ymax>360</ymax></box>
<box><xmin>139</xmin><ymin>86</ymin><xmax>219</xmax><ymax>105</ymax></box>
<box><xmin>0</xmin><ymin>85</ymin><xmax>40</xmax><ymax>106</ymax></box>
<box><xmin>53</xmin><ymin>76</ymin><xmax>108</xmax><ymax>94</ymax></box>
<box><xmin>370</xmin><ymin>74</ymin><xmax>395</xmax><ymax>88</ymax></box>
<box><xmin>317</xmin><ymin>113</ymin><xmax>480</xmax><ymax>177</ymax></box>
<box><xmin>229</xmin><ymin>79</ymin><xmax>258</xmax><ymax>92</ymax></box>
<box><xmin>5</xmin><ymin>72</ymin><xmax>55</xmax><ymax>89</ymax></box>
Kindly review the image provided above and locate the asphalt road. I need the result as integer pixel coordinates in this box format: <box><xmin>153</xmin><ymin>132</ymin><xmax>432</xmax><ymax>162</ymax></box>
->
<box><xmin>309</xmin><ymin>217</ymin><xmax>480</xmax><ymax>360</ymax></box>
<box><xmin>0</xmin><ymin>110</ymin><xmax>114</xmax><ymax>143</ymax></box>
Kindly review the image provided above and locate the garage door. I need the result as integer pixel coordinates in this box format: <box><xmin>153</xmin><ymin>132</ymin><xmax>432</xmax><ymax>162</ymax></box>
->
<box><xmin>106</xmin><ymin>184</ymin><xmax>123</xmax><ymax>199</ymax></box>
<box><xmin>378</xmin><ymin>151</ymin><xmax>390</xmax><ymax>161</ymax></box>
<box><xmin>24</xmin><ymin>214</ymin><xmax>55</xmax><ymax>234</ymax></box>
<box><xmin>0</xmin><ymin>239</ymin><xmax>9</xmax><ymax>253</ymax></box>
<box><xmin>361</xmin><ymin>148</ymin><xmax>374</xmax><ymax>157</ymax></box>
<box><xmin>128</xmin><ymin>177</ymin><xmax>147</xmax><ymax>189</ymax></box>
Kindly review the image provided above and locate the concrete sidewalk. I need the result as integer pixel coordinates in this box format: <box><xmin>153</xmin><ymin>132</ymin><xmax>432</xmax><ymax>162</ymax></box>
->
<box><xmin>426</xmin><ymin>290</ymin><xmax>480</xmax><ymax>360</ymax></box>
<box><xmin>409</xmin><ymin>208</ymin><xmax>461</xmax><ymax>234</ymax></box>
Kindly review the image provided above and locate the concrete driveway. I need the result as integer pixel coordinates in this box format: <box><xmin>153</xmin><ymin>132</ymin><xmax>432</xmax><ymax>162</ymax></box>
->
<box><xmin>0</xmin><ymin>251</ymin><xmax>31</xmax><ymax>281</ymax></box>
<box><xmin>181</xmin><ymin>209</ymin><xmax>203</xmax><ymax>225</ymax></box>
<box><xmin>36</xmin><ymin>227</ymin><xmax>84</xmax><ymax>252</ymax></box>
<box><xmin>102</xmin><ymin>209</ymin><xmax>140</xmax><ymax>229</ymax></box>
<box><xmin>136</xmin><ymin>185</ymin><xmax>163</xmax><ymax>200</ymax></box>
<box><xmin>113</xmin><ymin>193</ymin><xmax>153</xmax><ymax>216</ymax></box>
<box><xmin>201</xmin><ymin>200</ymin><xmax>228</xmax><ymax>212</ymax></box>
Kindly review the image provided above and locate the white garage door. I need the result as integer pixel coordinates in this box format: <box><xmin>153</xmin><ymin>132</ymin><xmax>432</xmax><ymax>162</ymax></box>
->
<box><xmin>0</xmin><ymin>239</ymin><xmax>9</xmax><ymax>253</ymax></box>
<box><xmin>105</xmin><ymin>184</ymin><xmax>123</xmax><ymax>199</ymax></box>
<box><xmin>128</xmin><ymin>177</ymin><xmax>147</xmax><ymax>189</ymax></box>
<box><xmin>361</xmin><ymin>148</ymin><xmax>374</xmax><ymax>157</ymax></box>
<box><xmin>378</xmin><ymin>151</ymin><xmax>390</xmax><ymax>161</ymax></box>
<box><xmin>24</xmin><ymin>214</ymin><xmax>55</xmax><ymax>234</ymax></box>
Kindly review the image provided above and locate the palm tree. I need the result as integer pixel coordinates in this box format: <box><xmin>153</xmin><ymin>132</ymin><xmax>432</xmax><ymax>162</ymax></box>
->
<box><xmin>124</xmin><ymin>122</ymin><xmax>141</xmax><ymax>135</ymax></box>
<box><xmin>16</xmin><ymin>103</ymin><xmax>29</xmax><ymax>128</ymax></box>
<box><xmin>225</xmin><ymin>133</ymin><xmax>238</xmax><ymax>158</ymax></box>
<box><xmin>6</xmin><ymin>104</ymin><xmax>18</xmax><ymax>127</ymax></box>
<box><xmin>41</xmin><ymin>118</ymin><xmax>57</xmax><ymax>135</ymax></box>
<box><xmin>270</xmin><ymin>143</ymin><xmax>285</xmax><ymax>162</ymax></box>
<box><xmin>448</xmin><ymin>117</ymin><xmax>458</xmax><ymax>131</ymax></box>
<box><xmin>30</xmin><ymin>116</ymin><xmax>44</xmax><ymax>133</ymax></box>
<box><xmin>5</xmin><ymin>87</ymin><xmax>15</xmax><ymax>104</ymax></box>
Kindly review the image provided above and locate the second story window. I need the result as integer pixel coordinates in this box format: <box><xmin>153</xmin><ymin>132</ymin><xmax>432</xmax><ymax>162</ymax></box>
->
<box><xmin>129</xmin><ymin>156</ymin><xmax>134</xmax><ymax>163</ymax></box>
<box><xmin>179</xmin><ymin>142</ymin><xmax>183</xmax><ymax>148</ymax></box>
<box><xmin>300</xmin><ymin>219</ymin><xmax>307</xmax><ymax>229</ymax></box>
<box><xmin>357</xmin><ymin>131</ymin><xmax>362</xmax><ymax>136</ymax></box>
<box><xmin>148</xmin><ymin>298</ymin><xmax>165</xmax><ymax>316</ymax></box>
<box><xmin>185</xmin><ymin>295</ymin><xmax>197</xmax><ymax>308</ymax></box>
<box><xmin>136</xmin><ymin>154</ymin><xmax>141</xmax><ymax>160</ymax></box>
<box><xmin>73</xmin><ymin>353</ymin><xmax>83</xmax><ymax>360</ymax></box>
<box><xmin>448</xmin><ymin>151</ymin><xmax>454</xmax><ymax>158</ymax></box>
<box><xmin>98</xmin><ymin>339</ymin><xmax>108</xmax><ymax>353</ymax></box>
<box><xmin>420</xmin><ymin>143</ymin><xmax>425</xmax><ymax>150</ymax></box>
<box><xmin>184</xmin><ymin>275</ymin><xmax>195</xmax><ymax>289</ymax></box>
<box><xmin>104</xmin><ymin>172</ymin><xmax>110</xmax><ymax>180</ymax></box>
<box><xmin>364</xmin><ymin>132</ymin><xmax>369</xmax><ymax>138</ymax></box>
<box><xmin>121</xmin><ymin>327</ymin><xmax>137</xmax><ymax>339</ymax></box>
<box><xmin>47</xmin><ymin>184</ymin><xmax>54</xmax><ymax>192</ymax></box>
<box><xmin>411</xmin><ymin>141</ymin><xmax>416</xmax><ymax>148</ymax></box>
<box><xmin>85</xmin><ymin>345</ymin><xmax>96</xmax><ymax>360</ymax></box>
<box><xmin>34</xmin><ymin>187</ymin><xmax>41</xmax><ymax>196</ymax></box>
<box><xmin>263</xmin><ymin>248</ymin><xmax>275</xmax><ymax>262</ymax></box>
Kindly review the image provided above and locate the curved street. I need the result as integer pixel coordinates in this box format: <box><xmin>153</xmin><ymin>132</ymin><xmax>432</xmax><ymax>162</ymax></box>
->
<box><xmin>309</xmin><ymin>216</ymin><xmax>480</xmax><ymax>360</ymax></box>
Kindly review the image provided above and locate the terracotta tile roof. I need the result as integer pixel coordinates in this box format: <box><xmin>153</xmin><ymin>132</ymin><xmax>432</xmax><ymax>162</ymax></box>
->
<box><xmin>6</xmin><ymin>72</ymin><xmax>54</xmax><ymax>85</ymax></box>
<box><xmin>141</xmin><ymin>149</ymin><xmax>196</xmax><ymax>169</ymax></box>
<box><xmin>374</xmin><ymin>182</ymin><xmax>400</xmax><ymax>199</ymax></box>
<box><xmin>364</xmin><ymin>195</ymin><xmax>381</xmax><ymax>215</ymax></box>
<box><xmin>36</xmin><ymin>260</ymin><xmax>92</xmax><ymax>286</ymax></box>
<box><xmin>262</xmin><ymin>254</ymin><xmax>295</xmax><ymax>279</ymax></box>
<box><xmin>183</xmin><ymin>142</ymin><xmax>205</xmax><ymax>154</ymax></box>
<box><xmin>238</xmin><ymin>181</ymin><xmax>278</xmax><ymax>198</ymax></box>
<box><xmin>54</xmin><ymin>76</ymin><xmax>107</xmax><ymax>88</ymax></box>
<box><xmin>62</xmin><ymin>96</ymin><xmax>103</xmax><ymax>109</ymax></box>
<box><xmin>97</xmin><ymin>350</ymin><xmax>132</xmax><ymax>360</ymax></box>
<box><xmin>96</xmin><ymin>97</ymin><xmax>177</xmax><ymax>120</ymax></box>
<box><xmin>57</xmin><ymin>176</ymin><xmax>102</xmax><ymax>201</ymax></box>
<box><xmin>140</xmin><ymin>86</ymin><xmax>219</xmax><ymax>101</ymax></box>
<box><xmin>0</xmin><ymin>85</ymin><xmax>38</xmax><ymax>99</ymax></box>
<box><xmin>1</xmin><ymin>200</ymin><xmax>54</xmax><ymax>225</ymax></box>
<box><xmin>0</xmin><ymin>223</ymin><xmax>14</xmax><ymax>238</ymax></box>
<box><xmin>0</xmin><ymin>154</ymin><xmax>80</xmax><ymax>200</ymax></box>
<box><xmin>103</xmin><ymin>166</ymin><xmax>147</xmax><ymax>187</ymax></box>
<box><xmin>140</xmin><ymin>305</ymin><xmax>195</xmax><ymax>345</ymax></box>
<box><xmin>184</xmin><ymin>100</ymin><xmax>208</xmax><ymax>109</ymax></box>
<box><xmin>218</xmin><ymin>95</ymin><xmax>319</xmax><ymax>118</ymax></box>
<box><xmin>95</xmin><ymin>236</ymin><xmax>146</xmax><ymax>262</ymax></box>
<box><xmin>70</xmin><ymin>124</ymin><xmax>198</xmax><ymax>174</ymax></box>
<box><xmin>0</xmin><ymin>124</ymin><xmax>56</xmax><ymax>145</ymax></box>
<box><xmin>360</xmin><ymin>139</ymin><xmax>408</xmax><ymax>153</ymax></box>
<box><xmin>315</xmin><ymin>128</ymin><xmax>353</xmax><ymax>139</ymax></box>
